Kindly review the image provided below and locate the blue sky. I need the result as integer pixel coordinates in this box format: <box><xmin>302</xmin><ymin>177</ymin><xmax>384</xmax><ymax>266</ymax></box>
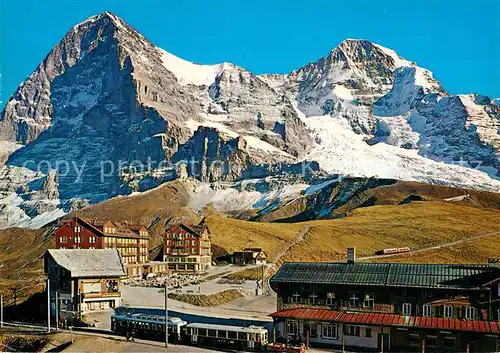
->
<box><xmin>1</xmin><ymin>0</ymin><xmax>499</xmax><ymax>109</ymax></box>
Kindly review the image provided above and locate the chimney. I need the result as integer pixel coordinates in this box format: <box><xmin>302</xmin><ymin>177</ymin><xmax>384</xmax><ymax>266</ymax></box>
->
<box><xmin>347</xmin><ymin>247</ymin><xmax>356</xmax><ymax>264</ymax></box>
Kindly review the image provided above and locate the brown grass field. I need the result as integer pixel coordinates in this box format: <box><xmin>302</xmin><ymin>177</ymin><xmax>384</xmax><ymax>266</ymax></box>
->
<box><xmin>281</xmin><ymin>201</ymin><xmax>500</xmax><ymax>263</ymax></box>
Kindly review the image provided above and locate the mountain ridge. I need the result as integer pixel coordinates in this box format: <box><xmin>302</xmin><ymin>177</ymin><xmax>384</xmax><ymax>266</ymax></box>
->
<box><xmin>0</xmin><ymin>11</ymin><xmax>499</xmax><ymax>229</ymax></box>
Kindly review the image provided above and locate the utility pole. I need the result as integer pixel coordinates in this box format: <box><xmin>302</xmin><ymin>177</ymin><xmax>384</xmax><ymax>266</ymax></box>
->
<box><xmin>55</xmin><ymin>291</ymin><xmax>59</xmax><ymax>330</ymax></box>
<box><xmin>261</xmin><ymin>264</ymin><xmax>265</xmax><ymax>295</ymax></box>
<box><xmin>47</xmin><ymin>278</ymin><xmax>51</xmax><ymax>332</ymax></box>
<box><xmin>164</xmin><ymin>282</ymin><xmax>169</xmax><ymax>347</ymax></box>
<box><xmin>1</xmin><ymin>294</ymin><xmax>3</xmax><ymax>328</ymax></box>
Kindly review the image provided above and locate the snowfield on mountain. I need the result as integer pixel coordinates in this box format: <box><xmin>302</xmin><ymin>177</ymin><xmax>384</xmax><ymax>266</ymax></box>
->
<box><xmin>0</xmin><ymin>11</ymin><xmax>499</xmax><ymax>229</ymax></box>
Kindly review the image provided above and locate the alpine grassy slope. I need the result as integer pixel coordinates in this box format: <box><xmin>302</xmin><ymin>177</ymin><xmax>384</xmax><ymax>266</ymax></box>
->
<box><xmin>0</xmin><ymin>11</ymin><xmax>499</xmax><ymax>230</ymax></box>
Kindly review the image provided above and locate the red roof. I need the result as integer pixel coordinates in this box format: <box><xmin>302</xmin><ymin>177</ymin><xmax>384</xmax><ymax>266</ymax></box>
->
<box><xmin>270</xmin><ymin>308</ymin><xmax>341</xmax><ymax>321</ymax></box>
<box><xmin>270</xmin><ymin>308</ymin><xmax>500</xmax><ymax>334</ymax></box>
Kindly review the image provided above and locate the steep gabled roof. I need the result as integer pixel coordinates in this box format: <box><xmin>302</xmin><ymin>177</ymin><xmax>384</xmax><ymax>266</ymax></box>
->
<box><xmin>46</xmin><ymin>248</ymin><xmax>126</xmax><ymax>278</ymax></box>
<box><xmin>61</xmin><ymin>217</ymin><xmax>149</xmax><ymax>239</ymax></box>
<box><xmin>166</xmin><ymin>222</ymin><xmax>209</xmax><ymax>237</ymax></box>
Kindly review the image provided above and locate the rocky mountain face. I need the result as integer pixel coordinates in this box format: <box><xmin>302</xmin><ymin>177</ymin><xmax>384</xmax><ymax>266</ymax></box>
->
<box><xmin>0</xmin><ymin>12</ymin><xmax>499</xmax><ymax>229</ymax></box>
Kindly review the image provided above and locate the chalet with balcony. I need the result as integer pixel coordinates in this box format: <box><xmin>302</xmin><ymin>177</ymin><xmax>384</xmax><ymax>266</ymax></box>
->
<box><xmin>44</xmin><ymin>248</ymin><xmax>126</xmax><ymax>320</ymax></box>
<box><xmin>163</xmin><ymin>220</ymin><xmax>211</xmax><ymax>273</ymax></box>
<box><xmin>269</xmin><ymin>255</ymin><xmax>500</xmax><ymax>352</ymax></box>
<box><xmin>53</xmin><ymin>217</ymin><xmax>151</xmax><ymax>277</ymax></box>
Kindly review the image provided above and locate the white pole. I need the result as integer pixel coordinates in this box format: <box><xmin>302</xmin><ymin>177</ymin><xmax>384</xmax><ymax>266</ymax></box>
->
<box><xmin>165</xmin><ymin>282</ymin><xmax>168</xmax><ymax>348</ymax></box>
<box><xmin>1</xmin><ymin>294</ymin><xmax>3</xmax><ymax>328</ymax></box>
<box><xmin>47</xmin><ymin>278</ymin><xmax>51</xmax><ymax>332</ymax></box>
<box><xmin>55</xmin><ymin>291</ymin><xmax>59</xmax><ymax>330</ymax></box>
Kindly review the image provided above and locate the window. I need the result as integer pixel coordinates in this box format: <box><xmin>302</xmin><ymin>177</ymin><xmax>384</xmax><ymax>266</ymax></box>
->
<box><xmin>408</xmin><ymin>333</ymin><xmax>420</xmax><ymax>346</ymax></box>
<box><xmin>322</xmin><ymin>324</ymin><xmax>336</xmax><ymax>339</ymax></box>
<box><xmin>422</xmin><ymin>304</ymin><xmax>432</xmax><ymax>317</ymax></box>
<box><xmin>89</xmin><ymin>236</ymin><xmax>96</xmax><ymax>243</ymax></box>
<box><xmin>326</xmin><ymin>293</ymin><xmax>336</xmax><ymax>305</ymax></box>
<box><xmin>349</xmin><ymin>294</ymin><xmax>359</xmax><ymax>307</ymax></box>
<box><xmin>191</xmin><ymin>248</ymin><xmax>196</xmax><ymax>254</ymax></box>
<box><xmin>192</xmin><ymin>240</ymin><xmax>196</xmax><ymax>246</ymax></box>
<box><xmin>166</xmin><ymin>240</ymin><xmax>170</xmax><ymax>245</ymax></box>
<box><xmin>286</xmin><ymin>321</ymin><xmax>299</xmax><ymax>335</ymax></box>
<box><xmin>208</xmin><ymin>329</ymin><xmax>217</xmax><ymax>337</ymax></box>
<box><xmin>228</xmin><ymin>331</ymin><xmax>237</xmax><ymax>339</ymax></box>
<box><xmin>364</xmin><ymin>292</ymin><xmax>374</xmax><ymax>309</ymax></box>
<box><xmin>310</xmin><ymin>292</ymin><xmax>318</xmax><ymax>304</ymax></box>
<box><xmin>443</xmin><ymin>336</ymin><xmax>456</xmax><ymax>348</ymax></box>
<box><xmin>402</xmin><ymin>303</ymin><xmax>412</xmax><ymax>316</ymax></box>
<box><xmin>237</xmin><ymin>332</ymin><xmax>247</xmax><ymax>340</ymax></box>
<box><xmin>291</xmin><ymin>292</ymin><xmax>300</xmax><ymax>304</ymax></box>
<box><xmin>443</xmin><ymin>306</ymin><xmax>453</xmax><ymax>319</ymax></box>
<box><xmin>465</xmin><ymin>307</ymin><xmax>476</xmax><ymax>320</ymax></box>
<box><xmin>346</xmin><ymin>325</ymin><xmax>360</xmax><ymax>336</ymax></box>
<box><xmin>498</xmin><ymin>309</ymin><xmax>500</xmax><ymax>321</ymax></box>
<box><xmin>425</xmin><ymin>335</ymin><xmax>438</xmax><ymax>347</ymax></box>
<box><xmin>365</xmin><ymin>328</ymin><xmax>372</xmax><ymax>338</ymax></box>
<box><xmin>73</xmin><ymin>225</ymin><xmax>82</xmax><ymax>233</ymax></box>
<box><xmin>217</xmin><ymin>330</ymin><xmax>226</xmax><ymax>338</ymax></box>
<box><xmin>59</xmin><ymin>236</ymin><xmax>66</xmax><ymax>243</ymax></box>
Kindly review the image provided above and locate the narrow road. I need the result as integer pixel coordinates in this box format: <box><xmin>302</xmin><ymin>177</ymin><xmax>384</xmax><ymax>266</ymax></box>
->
<box><xmin>359</xmin><ymin>230</ymin><xmax>500</xmax><ymax>261</ymax></box>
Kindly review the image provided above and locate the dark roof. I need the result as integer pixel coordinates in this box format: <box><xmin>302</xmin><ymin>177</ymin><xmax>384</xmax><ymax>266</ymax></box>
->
<box><xmin>63</xmin><ymin>217</ymin><xmax>149</xmax><ymax>239</ymax></box>
<box><xmin>270</xmin><ymin>262</ymin><xmax>499</xmax><ymax>291</ymax></box>
<box><xmin>271</xmin><ymin>262</ymin><xmax>390</xmax><ymax>286</ymax></box>
<box><xmin>166</xmin><ymin>223</ymin><xmax>208</xmax><ymax>237</ymax></box>
<box><xmin>270</xmin><ymin>308</ymin><xmax>500</xmax><ymax>334</ymax></box>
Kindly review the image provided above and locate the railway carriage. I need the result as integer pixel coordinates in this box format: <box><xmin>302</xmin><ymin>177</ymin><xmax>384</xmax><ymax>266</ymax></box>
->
<box><xmin>111</xmin><ymin>312</ymin><xmax>269</xmax><ymax>351</ymax></box>
<box><xmin>185</xmin><ymin>322</ymin><xmax>268</xmax><ymax>351</ymax></box>
<box><xmin>111</xmin><ymin>313</ymin><xmax>187</xmax><ymax>343</ymax></box>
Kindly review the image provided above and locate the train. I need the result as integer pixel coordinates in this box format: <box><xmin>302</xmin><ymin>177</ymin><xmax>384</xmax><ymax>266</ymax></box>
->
<box><xmin>375</xmin><ymin>247</ymin><xmax>411</xmax><ymax>255</ymax></box>
<box><xmin>111</xmin><ymin>312</ymin><xmax>271</xmax><ymax>351</ymax></box>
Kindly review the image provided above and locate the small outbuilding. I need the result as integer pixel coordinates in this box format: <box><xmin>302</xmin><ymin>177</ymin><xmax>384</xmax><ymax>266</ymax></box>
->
<box><xmin>231</xmin><ymin>248</ymin><xmax>267</xmax><ymax>266</ymax></box>
<box><xmin>44</xmin><ymin>248</ymin><xmax>126</xmax><ymax>317</ymax></box>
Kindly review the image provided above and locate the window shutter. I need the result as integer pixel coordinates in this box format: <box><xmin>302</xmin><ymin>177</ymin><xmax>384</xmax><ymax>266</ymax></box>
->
<box><xmin>431</xmin><ymin>305</ymin><xmax>437</xmax><ymax>318</ymax></box>
<box><xmin>453</xmin><ymin>307</ymin><xmax>459</xmax><ymax>319</ymax></box>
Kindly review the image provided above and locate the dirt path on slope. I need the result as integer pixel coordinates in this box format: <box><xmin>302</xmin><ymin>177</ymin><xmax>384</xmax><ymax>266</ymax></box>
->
<box><xmin>271</xmin><ymin>225</ymin><xmax>311</xmax><ymax>265</ymax></box>
<box><xmin>264</xmin><ymin>225</ymin><xmax>311</xmax><ymax>293</ymax></box>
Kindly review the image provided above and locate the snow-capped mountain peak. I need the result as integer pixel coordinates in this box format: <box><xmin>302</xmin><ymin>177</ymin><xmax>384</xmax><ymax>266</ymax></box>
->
<box><xmin>0</xmin><ymin>12</ymin><xmax>499</xmax><ymax>230</ymax></box>
<box><xmin>158</xmin><ymin>48</ymin><xmax>227</xmax><ymax>87</ymax></box>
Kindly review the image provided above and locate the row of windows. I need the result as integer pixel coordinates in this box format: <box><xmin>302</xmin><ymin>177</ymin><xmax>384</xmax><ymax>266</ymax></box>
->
<box><xmin>166</xmin><ymin>233</ymin><xmax>197</xmax><ymax>240</ymax></box>
<box><xmin>402</xmin><ymin>303</ymin><xmax>478</xmax><ymax>320</ymax></box>
<box><xmin>166</xmin><ymin>256</ymin><xmax>201</xmax><ymax>263</ymax></box>
<box><xmin>286</xmin><ymin>321</ymin><xmax>372</xmax><ymax>340</ymax></box>
<box><xmin>59</xmin><ymin>246</ymin><xmax>96</xmax><ymax>249</ymax></box>
<box><xmin>408</xmin><ymin>334</ymin><xmax>456</xmax><ymax>349</ymax></box>
<box><xmin>289</xmin><ymin>292</ymin><xmax>355</xmax><ymax>306</ymax></box>
<box><xmin>105</xmin><ymin>237</ymin><xmax>140</xmax><ymax>245</ymax></box>
<box><xmin>288</xmin><ymin>292</ymin><xmax>482</xmax><ymax>320</ymax></box>
<box><xmin>59</xmin><ymin>236</ymin><xmax>96</xmax><ymax>243</ymax></box>
<box><xmin>166</xmin><ymin>248</ymin><xmax>198</xmax><ymax>255</ymax></box>
<box><xmin>166</xmin><ymin>240</ymin><xmax>197</xmax><ymax>246</ymax></box>
<box><xmin>187</xmin><ymin>328</ymin><xmax>267</xmax><ymax>342</ymax></box>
